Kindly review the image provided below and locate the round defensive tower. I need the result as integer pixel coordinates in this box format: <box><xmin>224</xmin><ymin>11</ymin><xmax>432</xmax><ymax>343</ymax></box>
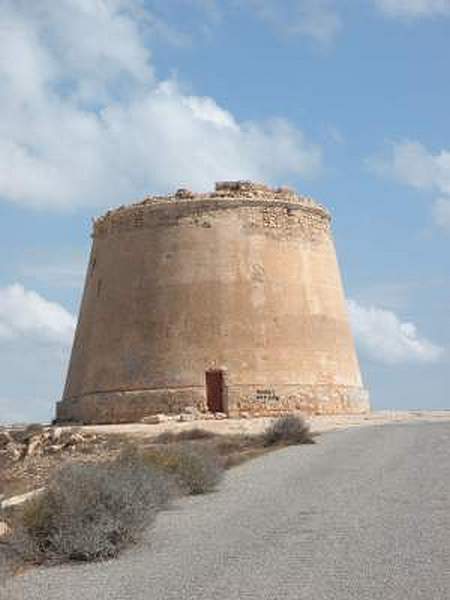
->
<box><xmin>57</xmin><ymin>181</ymin><xmax>369</xmax><ymax>424</ymax></box>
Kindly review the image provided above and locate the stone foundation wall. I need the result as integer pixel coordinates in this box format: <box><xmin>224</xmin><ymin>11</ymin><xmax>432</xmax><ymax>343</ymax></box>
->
<box><xmin>56</xmin><ymin>384</ymin><xmax>369</xmax><ymax>424</ymax></box>
<box><xmin>227</xmin><ymin>384</ymin><xmax>370</xmax><ymax>417</ymax></box>
<box><xmin>57</xmin><ymin>388</ymin><xmax>208</xmax><ymax>424</ymax></box>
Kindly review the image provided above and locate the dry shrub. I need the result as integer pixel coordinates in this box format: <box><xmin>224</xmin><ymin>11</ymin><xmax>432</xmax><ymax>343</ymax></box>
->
<box><xmin>263</xmin><ymin>415</ymin><xmax>315</xmax><ymax>447</ymax></box>
<box><xmin>5</xmin><ymin>460</ymin><xmax>175</xmax><ymax>564</ymax></box>
<box><xmin>9</xmin><ymin>424</ymin><xmax>45</xmax><ymax>445</ymax></box>
<box><xmin>154</xmin><ymin>428</ymin><xmax>217</xmax><ymax>444</ymax></box>
<box><xmin>139</xmin><ymin>444</ymin><xmax>223</xmax><ymax>495</ymax></box>
<box><xmin>213</xmin><ymin>434</ymin><xmax>257</xmax><ymax>454</ymax></box>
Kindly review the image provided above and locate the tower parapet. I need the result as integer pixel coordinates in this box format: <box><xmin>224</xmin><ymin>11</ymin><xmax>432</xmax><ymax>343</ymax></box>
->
<box><xmin>93</xmin><ymin>181</ymin><xmax>330</xmax><ymax>241</ymax></box>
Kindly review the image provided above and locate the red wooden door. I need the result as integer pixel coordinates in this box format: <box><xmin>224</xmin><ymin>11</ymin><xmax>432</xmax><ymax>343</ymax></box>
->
<box><xmin>205</xmin><ymin>370</ymin><xmax>224</xmax><ymax>413</ymax></box>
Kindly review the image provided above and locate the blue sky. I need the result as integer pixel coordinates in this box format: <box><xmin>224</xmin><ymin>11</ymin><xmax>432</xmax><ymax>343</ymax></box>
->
<box><xmin>0</xmin><ymin>0</ymin><xmax>449</xmax><ymax>423</ymax></box>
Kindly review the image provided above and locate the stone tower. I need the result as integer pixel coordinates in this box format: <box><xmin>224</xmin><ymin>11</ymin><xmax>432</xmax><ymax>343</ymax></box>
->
<box><xmin>57</xmin><ymin>181</ymin><xmax>369</xmax><ymax>424</ymax></box>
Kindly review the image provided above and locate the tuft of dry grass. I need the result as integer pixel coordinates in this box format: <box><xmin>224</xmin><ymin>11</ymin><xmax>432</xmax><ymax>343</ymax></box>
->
<box><xmin>136</xmin><ymin>444</ymin><xmax>224</xmax><ymax>495</ymax></box>
<box><xmin>149</xmin><ymin>416</ymin><xmax>317</xmax><ymax>471</ymax></box>
<box><xmin>153</xmin><ymin>428</ymin><xmax>217</xmax><ymax>444</ymax></box>
<box><xmin>262</xmin><ymin>415</ymin><xmax>315</xmax><ymax>447</ymax></box>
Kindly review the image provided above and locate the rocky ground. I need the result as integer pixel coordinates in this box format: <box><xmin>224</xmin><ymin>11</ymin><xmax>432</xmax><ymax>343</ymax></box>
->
<box><xmin>0</xmin><ymin>425</ymin><xmax>129</xmax><ymax>503</ymax></box>
<box><xmin>1</xmin><ymin>410</ymin><xmax>450</xmax><ymax>508</ymax></box>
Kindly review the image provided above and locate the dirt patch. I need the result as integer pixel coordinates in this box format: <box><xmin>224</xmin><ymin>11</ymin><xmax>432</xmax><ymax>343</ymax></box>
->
<box><xmin>0</xmin><ymin>427</ymin><xmax>133</xmax><ymax>500</ymax></box>
<box><xmin>2</xmin><ymin>411</ymin><xmax>449</xmax><ymax>504</ymax></box>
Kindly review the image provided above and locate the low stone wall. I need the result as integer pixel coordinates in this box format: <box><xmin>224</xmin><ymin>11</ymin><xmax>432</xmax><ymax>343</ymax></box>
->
<box><xmin>56</xmin><ymin>384</ymin><xmax>369</xmax><ymax>424</ymax></box>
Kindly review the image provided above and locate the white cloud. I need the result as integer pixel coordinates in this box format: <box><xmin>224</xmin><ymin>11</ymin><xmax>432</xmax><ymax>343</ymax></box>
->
<box><xmin>247</xmin><ymin>0</ymin><xmax>341</xmax><ymax>45</ymax></box>
<box><xmin>374</xmin><ymin>0</ymin><xmax>450</xmax><ymax>18</ymax></box>
<box><xmin>369</xmin><ymin>141</ymin><xmax>450</xmax><ymax>192</ymax></box>
<box><xmin>369</xmin><ymin>140</ymin><xmax>450</xmax><ymax>232</ymax></box>
<box><xmin>0</xmin><ymin>284</ymin><xmax>76</xmax><ymax>423</ymax></box>
<box><xmin>348</xmin><ymin>299</ymin><xmax>443</xmax><ymax>365</ymax></box>
<box><xmin>0</xmin><ymin>0</ymin><xmax>322</xmax><ymax>211</ymax></box>
<box><xmin>0</xmin><ymin>284</ymin><xmax>76</xmax><ymax>345</ymax></box>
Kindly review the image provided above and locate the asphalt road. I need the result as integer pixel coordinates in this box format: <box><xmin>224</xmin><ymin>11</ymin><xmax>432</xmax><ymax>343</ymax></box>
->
<box><xmin>3</xmin><ymin>422</ymin><xmax>450</xmax><ymax>599</ymax></box>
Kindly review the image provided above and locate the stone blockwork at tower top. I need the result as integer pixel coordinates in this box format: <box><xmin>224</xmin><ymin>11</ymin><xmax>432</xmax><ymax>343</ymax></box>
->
<box><xmin>93</xmin><ymin>181</ymin><xmax>330</xmax><ymax>240</ymax></box>
<box><xmin>57</xmin><ymin>181</ymin><xmax>369</xmax><ymax>424</ymax></box>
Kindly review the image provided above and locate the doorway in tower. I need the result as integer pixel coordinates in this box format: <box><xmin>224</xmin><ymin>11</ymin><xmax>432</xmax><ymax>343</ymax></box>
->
<box><xmin>205</xmin><ymin>369</ymin><xmax>224</xmax><ymax>413</ymax></box>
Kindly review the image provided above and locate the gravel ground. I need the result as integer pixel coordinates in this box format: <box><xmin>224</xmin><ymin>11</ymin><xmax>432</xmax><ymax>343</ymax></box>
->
<box><xmin>3</xmin><ymin>422</ymin><xmax>450</xmax><ymax>599</ymax></box>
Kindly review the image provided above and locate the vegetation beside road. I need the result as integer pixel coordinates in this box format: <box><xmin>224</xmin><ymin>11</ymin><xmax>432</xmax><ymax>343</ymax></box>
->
<box><xmin>1</xmin><ymin>415</ymin><xmax>315</xmax><ymax>569</ymax></box>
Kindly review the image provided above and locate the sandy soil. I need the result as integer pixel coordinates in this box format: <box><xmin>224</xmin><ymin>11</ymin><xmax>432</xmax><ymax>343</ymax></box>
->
<box><xmin>80</xmin><ymin>410</ymin><xmax>450</xmax><ymax>439</ymax></box>
<box><xmin>2</xmin><ymin>410</ymin><xmax>449</xmax><ymax>502</ymax></box>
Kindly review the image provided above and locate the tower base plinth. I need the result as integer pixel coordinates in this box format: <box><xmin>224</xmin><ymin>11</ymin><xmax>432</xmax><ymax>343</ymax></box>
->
<box><xmin>56</xmin><ymin>384</ymin><xmax>370</xmax><ymax>424</ymax></box>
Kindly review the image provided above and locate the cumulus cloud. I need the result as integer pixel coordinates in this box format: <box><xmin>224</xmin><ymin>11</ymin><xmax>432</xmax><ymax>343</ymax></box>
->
<box><xmin>0</xmin><ymin>0</ymin><xmax>322</xmax><ymax>211</ymax></box>
<box><xmin>348</xmin><ymin>299</ymin><xmax>443</xmax><ymax>365</ymax></box>
<box><xmin>0</xmin><ymin>284</ymin><xmax>76</xmax><ymax>345</ymax></box>
<box><xmin>374</xmin><ymin>0</ymin><xmax>450</xmax><ymax>18</ymax></box>
<box><xmin>369</xmin><ymin>141</ymin><xmax>450</xmax><ymax>192</ymax></box>
<box><xmin>247</xmin><ymin>0</ymin><xmax>342</xmax><ymax>45</ymax></box>
<box><xmin>369</xmin><ymin>140</ymin><xmax>450</xmax><ymax>232</ymax></box>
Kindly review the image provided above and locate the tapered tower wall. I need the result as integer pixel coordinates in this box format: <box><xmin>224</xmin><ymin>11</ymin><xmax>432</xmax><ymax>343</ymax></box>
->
<box><xmin>57</xmin><ymin>182</ymin><xmax>369</xmax><ymax>423</ymax></box>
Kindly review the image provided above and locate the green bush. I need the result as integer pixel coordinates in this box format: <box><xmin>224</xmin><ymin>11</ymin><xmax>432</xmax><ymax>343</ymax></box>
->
<box><xmin>263</xmin><ymin>414</ymin><xmax>315</xmax><ymax>447</ymax></box>
<box><xmin>140</xmin><ymin>444</ymin><xmax>224</xmax><ymax>495</ymax></box>
<box><xmin>6</xmin><ymin>460</ymin><xmax>175</xmax><ymax>564</ymax></box>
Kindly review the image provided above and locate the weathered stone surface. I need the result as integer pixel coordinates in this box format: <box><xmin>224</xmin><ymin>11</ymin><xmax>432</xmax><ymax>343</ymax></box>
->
<box><xmin>25</xmin><ymin>435</ymin><xmax>43</xmax><ymax>458</ymax></box>
<box><xmin>229</xmin><ymin>384</ymin><xmax>370</xmax><ymax>416</ymax></box>
<box><xmin>0</xmin><ymin>426</ymin><xmax>97</xmax><ymax>463</ymax></box>
<box><xmin>1</xmin><ymin>487</ymin><xmax>45</xmax><ymax>510</ymax></box>
<box><xmin>141</xmin><ymin>415</ymin><xmax>160</xmax><ymax>424</ymax></box>
<box><xmin>0</xmin><ymin>431</ymin><xmax>12</xmax><ymax>447</ymax></box>
<box><xmin>0</xmin><ymin>521</ymin><xmax>10</xmax><ymax>537</ymax></box>
<box><xmin>178</xmin><ymin>413</ymin><xmax>196</xmax><ymax>423</ymax></box>
<box><xmin>183</xmin><ymin>406</ymin><xmax>201</xmax><ymax>416</ymax></box>
<box><xmin>57</xmin><ymin>389</ymin><xmax>207</xmax><ymax>424</ymax></box>
<box><xmin>57</xmin><ymin>181</ymin><xmax>369</xmax><ymax>424</ymax></box>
